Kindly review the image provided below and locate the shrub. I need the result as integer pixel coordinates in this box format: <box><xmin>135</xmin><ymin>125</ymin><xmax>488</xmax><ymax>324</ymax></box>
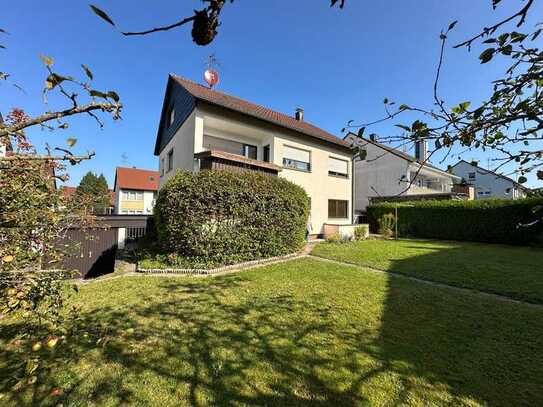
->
<box><xmin>367</xmin><ymin>198</ymin><xmax>543</xmax><ymax>245</ymax></box>
<box><xmin>154</xmin><ymin>170</ymin><xmax>309</xmax><ymax>266</ymax></box>
<box><xmin>354</xmin><ymin>224</ymin><xmax>370</xmax><ymax>241</ymax></box>
<box><xmin>378</xmin><ymin>214</ymin><xmax>396</xmax><ymax>238</ymax></box>
<box><xmin>326</xmin><ymin>232</ymin><xmax>341</xmax><ymax>243</ymax></box>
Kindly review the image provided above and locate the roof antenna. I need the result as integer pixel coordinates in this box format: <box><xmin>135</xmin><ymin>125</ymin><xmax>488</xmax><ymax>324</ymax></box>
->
<box><xmin>204</xmin><ymin>54</ymin><xmax>220</xmax><ymax>89</ymax></box>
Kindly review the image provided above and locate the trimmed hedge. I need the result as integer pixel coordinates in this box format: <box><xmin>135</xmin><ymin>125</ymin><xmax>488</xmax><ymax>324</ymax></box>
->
<box><xmin>367</xmin><ymin>198</ymin><xmax>543</xmax><ymax>246</ymax></box>
<box><xmin>154</xmin><ymin>170</ymin><xmax>309</xmax><ymax>266</ymax></box>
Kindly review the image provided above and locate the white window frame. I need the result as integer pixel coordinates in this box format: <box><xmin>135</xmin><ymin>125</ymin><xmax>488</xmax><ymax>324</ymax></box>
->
<box><xmin>282</xmin><ymin>145</ymin><xmax>311</xmax><ymax>172</ymax></box>
<box><xmin>328</xmin><ymin>156</ymin><xmax>349</xmax><ymax>178</ymax></box>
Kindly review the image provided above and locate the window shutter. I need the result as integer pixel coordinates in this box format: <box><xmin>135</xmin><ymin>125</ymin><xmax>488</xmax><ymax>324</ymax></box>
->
<box><xmin>283</xmin><ymin>146</ymin><xmax>310</xmax><ymax>163</ymax></box>
<box><xmin>329</xmin><ymin>157</ymin><xmax>348</xmax><ymax>175</ymax></box>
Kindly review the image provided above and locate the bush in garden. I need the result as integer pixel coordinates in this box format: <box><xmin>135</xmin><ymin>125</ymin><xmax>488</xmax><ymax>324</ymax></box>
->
<box><xmin>354</xmin><ymin>225</ymin><xmax>369</xmax><ymax>241</ymax></box>
<box><xmin>378</xmin><ymin>214</ymin><xmax>396</xmax><ymax>238</ymax></box>
<box><xmin>154</xmin><ymin>170</ymin><xmax>309</xmax><ymax>266</ymax></box>
<box><xmin>367</xmin><ymin>198</ymin><xmax>543</xmax><ymax>245</ymax></box>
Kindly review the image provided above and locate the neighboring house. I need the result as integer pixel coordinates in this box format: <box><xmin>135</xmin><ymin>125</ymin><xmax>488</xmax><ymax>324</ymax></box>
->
<box><xmin>154</xmin><ymin>75</ymin><xmax>354</xmax><ymax>237</ymax></box>
<box><xmin>61</xmin><ymin>186</ymin><xmax>116</xmax><ymax>214</ymax></box>
<box><xmin>113</xmin><ymin>167</ymin><xmax>159</xmax><ymax>215</ymax></box>
<box><xmin>451</xmin><ymin>160</ymin><xmax>529</xmax><ymax>199</ymax></box>
<box><xmin>344</xmin><ymin>133</ymin><xmax>462</xmax><ymax>211</ymax></box>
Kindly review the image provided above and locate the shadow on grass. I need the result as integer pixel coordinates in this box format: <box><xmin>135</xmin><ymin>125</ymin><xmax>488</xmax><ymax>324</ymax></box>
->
<box><xmin>2</xmin><ymin>262</ymin><xmax>543</xmax><ymax>406</ymax></box>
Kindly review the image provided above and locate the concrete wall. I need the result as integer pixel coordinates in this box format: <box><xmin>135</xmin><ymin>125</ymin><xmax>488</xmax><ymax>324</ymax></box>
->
<box><xmin>158</xmin><ymin>110</ymin><xmax>199</xmax><ymax>187</ymax></box>
<box><xmin>451</xmin><ymin>161</ymin><xmax>527</xmax><ymax>199</ymax></box>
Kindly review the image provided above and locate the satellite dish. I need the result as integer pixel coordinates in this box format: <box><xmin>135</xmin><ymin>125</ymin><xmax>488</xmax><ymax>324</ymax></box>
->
<box><xmin>204</xmin><ymin>69</ymin><xmax>219</xmax><ymax>88</ymax></box>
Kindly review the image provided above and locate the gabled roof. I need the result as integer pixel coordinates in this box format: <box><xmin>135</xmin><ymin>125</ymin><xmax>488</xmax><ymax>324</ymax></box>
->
<box><xmin>165</xmin><ymin>75</ymin><xmax>351</xmax><ymax>151</ymax></box>
<box><xmin>451</xmin><ymin>160</ymin><xmax>530</xmax><ymax>191</ymax></box>
<box><xmin>114</xmin><ymin>167</ymin><xmax>159</xmax><ymax>191</ymax></box>
<box><xmin>61</xmin><ymin>186</ymin><xmax>116</xmax><ymax>206</ymax></box>
<box><xmin>345</xmin><ymin>133</ymin><xmax>460</xmax><ymax>179</ymax></box>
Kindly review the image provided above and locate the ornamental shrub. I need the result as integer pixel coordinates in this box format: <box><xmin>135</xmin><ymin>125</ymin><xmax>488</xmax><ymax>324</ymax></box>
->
<box><xmin>367</xmin><ymin>198</ymin><xmax>543</xmax><ymax>246</ymax></box>
<box><xmin>154</xmin><ymin>170</ymin><xmax>309</xmax><ymax>266</ymax></box>
<box><xmin>354</xmin><ymin>224</ymin><xmax>370</xmax><ymax>241</ymax></box>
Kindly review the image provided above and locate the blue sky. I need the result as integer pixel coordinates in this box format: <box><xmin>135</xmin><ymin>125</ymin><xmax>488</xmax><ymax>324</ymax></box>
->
<box><xmin>2</xmin><ymin>0</ymin><xmax>542</xmax><ymax>188</ymax></box>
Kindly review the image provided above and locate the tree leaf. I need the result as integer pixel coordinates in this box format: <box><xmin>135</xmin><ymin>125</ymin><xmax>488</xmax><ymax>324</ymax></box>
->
<box><xmin>395</xmin><ymin>124</ymin><xmax>411</xmax><ymax>132</ymax></box>
<box><xmin>66</xmin><ymin>138</ymin><xmax>77</xmax><ymax>147</ymax></box>
<box><xmin>81</xmin><ymin>64</ymin><xmax>93</xmax><ymax>80</ymax></box>
<box><xmin>448</xmin><ymin>20</ymin><xmax>458</xmax><ymax>31</ymax></box>
<box><xmin>518</xmin><ymin>176</ymin><xmax>527</xmax><ymax>184</ymax></box>
<box><xmin>90</xmin><ymin>5</ymin><xmax>116</xmax><ymax>26</ymax></box>
<box><xmin>398</xmin><ymin>104</ymin><xmax>411</xmax><ymax>111</ymax></box>
<box><xmin>479</xmin><ymin>48</ymin><xmax>494</xmax><ymax>64</ymax></box>
<box><xmin>89</xmin><ymin>90</ymin><xmax>107</xmax><ymax>99</ymax></box>
<box><xmin>357</xmin><ymin>127</ymin><xmax>366</xmax><ymax>138</ymax></box>
<box><xmin>45</xmin><ymin>73</ymin><xmax>67</xmax><ymax>90</ymax></box>
<box><xmin>39</xmin><ymin>55</ymin><xmax>54</xmax><ymax>66</ymax></box>
<box><xmin>107</xmin><ymin>90</ymin><xmax>120</xmax><ymax>102</ymax></box>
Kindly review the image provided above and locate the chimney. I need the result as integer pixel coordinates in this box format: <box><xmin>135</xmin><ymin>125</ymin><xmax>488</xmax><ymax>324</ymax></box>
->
<box><xmin>295</xmin><ymin>107</ymin><xmax>304</xmax><ymax>121</ymax></box>
<box><xmin>414</xmin><ymin>140</ymin><xmax>428</xmax><ymax>162</ymax></box>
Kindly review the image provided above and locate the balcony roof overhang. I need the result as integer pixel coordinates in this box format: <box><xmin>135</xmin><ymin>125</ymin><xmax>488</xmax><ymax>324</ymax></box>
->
<box><xmin>195</xmin><ymin>150</ymin><xmax>283</xmax><ymax>173</ymax></box>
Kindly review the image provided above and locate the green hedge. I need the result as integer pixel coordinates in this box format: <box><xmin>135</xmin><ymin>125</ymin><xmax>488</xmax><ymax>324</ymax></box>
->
<box><xmin>367</xmin><ymin>198</ymin><xmax>543</xmax><ymax>246</ymax></box>
<box><xmin>154</xmin><ymin>170</ymin><xmax>309</xmax><ymax>266</ymax></box>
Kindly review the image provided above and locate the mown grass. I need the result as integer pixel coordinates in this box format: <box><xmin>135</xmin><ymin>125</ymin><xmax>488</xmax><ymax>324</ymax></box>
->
<box><xmin>1</xmin><ymin>257</ymin><xmax>542</xmax><ymax>406</ymax></box>
<box><xmin>312</xmin><ymin>239</ymin><xmax>543</xmax><ymax>304</ymax></box>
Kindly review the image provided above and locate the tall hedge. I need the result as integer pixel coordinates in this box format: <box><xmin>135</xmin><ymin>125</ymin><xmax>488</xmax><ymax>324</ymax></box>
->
<box><xmin>367</xmin><ymin>198</ymin><xmax>543</xmax><ymax>246</ymax></box>
<box><xmin>154</xmin><ymin>170</ymin><xmax>309</xmax><ymax>265</ymax></box>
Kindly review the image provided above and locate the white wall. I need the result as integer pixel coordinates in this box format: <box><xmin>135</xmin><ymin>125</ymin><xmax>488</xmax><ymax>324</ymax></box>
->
<box><xmin>158</xmin><ymin>110</ymin><xmax>199</xmax><ymax>188</ymax></box>
<box><xmin>143</xmin><ymin>190</ymin><xmax>156</xmax><ymax>214</ymax></box>
<box><xmin>159</xmin><ymin>104</ymin><xmax>354</xmax><ymax>235</ymax></box>
<box><xmin>451</xmin><ymin>161</ymin><xmax>526</xmax><ymax>199</ymax></box>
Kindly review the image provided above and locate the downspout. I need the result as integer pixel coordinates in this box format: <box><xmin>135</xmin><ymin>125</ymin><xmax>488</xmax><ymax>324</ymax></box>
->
<box><xmin>351</xmin><ymin>155</ymin><xmax>356</xmax><ymax>224</ymax></box>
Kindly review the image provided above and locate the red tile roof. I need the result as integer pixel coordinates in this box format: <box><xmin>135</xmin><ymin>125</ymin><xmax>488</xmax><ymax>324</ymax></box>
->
<box><xmin>61</xmin><ymin>186</ymin><xmax>116</xmax><ymax>206</ymax></box>
<box><xmin>114</xmin><ymin>167</ymin><xmax>159</xmax><ymax>191</ymax></box>
<box><xmin>171</xmin><ymin>75</ymin><xmax>351</xmax><ymax>150</ymax></box>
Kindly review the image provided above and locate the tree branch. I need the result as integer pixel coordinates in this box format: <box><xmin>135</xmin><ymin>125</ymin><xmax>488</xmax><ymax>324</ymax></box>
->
<box><xmin>121</xmin><ymin>16</ymin><xmax>196</xmax><ymax>36</ymax></box>
<box><xmin>0</xmin><ymin>103</ymin><xmax>121</xmax><ymax>137</ymax></box>
<box><xmin>454</xmin><ymin>0</ymin><xmax>535</xmax><ymax>49</ymax></box>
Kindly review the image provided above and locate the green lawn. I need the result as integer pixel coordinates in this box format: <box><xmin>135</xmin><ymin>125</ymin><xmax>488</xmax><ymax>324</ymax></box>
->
<box><xmin>312</xmin><ymin>239</ymin><xmax>543</xmax><ymax>304</ymax></box>
<box><xmin>1</xmin><ymin>258</ymin><xmax>542</xmax><ymax>406</ymax></box>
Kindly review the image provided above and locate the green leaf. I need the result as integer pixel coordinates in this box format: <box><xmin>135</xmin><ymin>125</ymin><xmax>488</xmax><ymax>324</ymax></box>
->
<box><xmin>383</xmin><ymin>98</ymin><xmax>389</xmax><ymax>104</ymax></box>
<box><xmin>395</xmin><ymin>124</ymin><xmax>411</xmax><ymax>132</ymax></box>
<box><xmin>398</xmin><ymin>104</ymin><xmax>411</xmax><ymax>111</ymax></box>
<box><xmin>89</xmin><ymin>90</ymin><xmax>107</xmax><ymax>99</ymax></box>
<box><xmin>45</xmin><ymin>73</ymin><xmax>67</xmax><ymax>90</ymax></box>
<box><xmin>66</xmin><ymin>138</ymin><xmax>77</xmax><ymax>147</ymax></box>
<box><xmin>357</xmin><ymin>127</ymin><xmax>366</xmax><ymax>138</ymax></box>
<box><xmin>518</xmin><ymin>176</ymin><xmax>527</xmax><ymax>184</ymax></box>
<box><xmin>435</xmin><ymin>139</ymin><xmax>442</xmax><ymax>149</ymax></box>
<box><xmin>107</xmin><ymin>90</ymin><xmax>120</xmax><ymax>102</ymax></box>
<box><xmin>479</xmin><ymin>48</ymin><xmax>494</xmax><ymax>64</ymax></box>
<box><xmin>448</xmin><ymin>20</ymin><xmax>458</xmax><ymax>31</ymax></box>
<box><xmin>90</xmin><ymin>5</ymin><xmax>116</xmax><ymax>26</ymax></box>
<box><xmin>81</xmin><ymin>64</ymin><xmax>93</xmax><ymax>80</ymax></box>
<box><xmin>39</xmin><ymin>55</ymin><xmax>54</xmax><ymax>66</ymax></box>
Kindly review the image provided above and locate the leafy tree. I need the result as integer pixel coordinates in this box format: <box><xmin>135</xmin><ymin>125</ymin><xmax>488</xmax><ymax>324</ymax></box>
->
<box><xmin>75</xmin><ymin>171</ymin><xmax>110</xmax><ymax>214</ymax></box>
<box><xmin>0</xmin><ymin>33</ymin><xmax>122</xmax><ymax>398</ymax></box>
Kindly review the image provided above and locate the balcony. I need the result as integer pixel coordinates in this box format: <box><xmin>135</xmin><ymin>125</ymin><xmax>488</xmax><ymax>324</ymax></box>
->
<box><xmin>195</xmin><ymin>150</ymin><xmax>282</xmax><ymax>176</ymax></box>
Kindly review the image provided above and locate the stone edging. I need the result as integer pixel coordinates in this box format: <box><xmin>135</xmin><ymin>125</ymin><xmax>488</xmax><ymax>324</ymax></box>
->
<box><xmin>136</xmin><ymin>252</ymin><xmax>301</xmax><ymax>275</ymax></box>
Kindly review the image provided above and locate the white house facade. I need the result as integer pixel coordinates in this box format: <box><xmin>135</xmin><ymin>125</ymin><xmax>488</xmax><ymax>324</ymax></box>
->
<box><xmin>344</xmin><ymin>134</ymin><xmax>461</xmax><ymax>211</ymax></box>
<box><xmin>451</xmin><ymin>160</ymin><xmax>529</xmax><ymax>200</ymax></box>
<box><xmin>113</xmin><ymin>167</ymin><xmax>159</xmax><ymax>215</ymax></box>
<box><xmin>154</xmin><ymin>75</ymin><xmax>354</xmax><ymax>237</ymax></box>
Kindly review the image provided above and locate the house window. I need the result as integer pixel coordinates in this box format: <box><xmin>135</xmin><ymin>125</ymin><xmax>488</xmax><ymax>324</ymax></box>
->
<box><xmin>167</xmin><ymin>106</ymin><xmax>175</xmax><ymax>128</ymax></box>
<box><xmin>263</xmin><ymin>145</ymin><xmax>270</xmax><ymax>163</ymax></box>
<box><xmin>160</xmin><ymin>158</ymin><xmax>165</xmax><ymax>176</ymax></box>
<box><xmin>328</xmin><ymin>199</ymin><xmax>348</xmax><ymax>219</ymax></box>
<box><xmin>122</xmin><ymin>190</ymin><xmax>144</xmax><ymax>201</ymax></box>
<box><xmin>283</xmin><ymin>145</ymin><xmax>311</xmax><ymax>172</ymax></box>
<box><xmin>243</xmin><ymin>144</ymin><xmax>257</xmax><ymax>160</ymax></box>
<box><xmin>328</xmin><ymin>157</ymin><xmax>348</xmax><ymax>178</ymax></box>
<box><xmin>167</xmin><ymin>149</ymin><xmax>174</xmax><ymax>172</ymax></box>
<box><xmin>468</xmin><ymin>172</ymin><xmax>476</xmax><ymax>180</ymax></box>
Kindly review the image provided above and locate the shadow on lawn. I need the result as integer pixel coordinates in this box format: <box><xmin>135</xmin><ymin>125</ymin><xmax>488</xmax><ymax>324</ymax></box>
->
<box><xmin>2</xmin><ymin>262</ymin><xmax>543</xmax><ymax>406</ymax></box>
